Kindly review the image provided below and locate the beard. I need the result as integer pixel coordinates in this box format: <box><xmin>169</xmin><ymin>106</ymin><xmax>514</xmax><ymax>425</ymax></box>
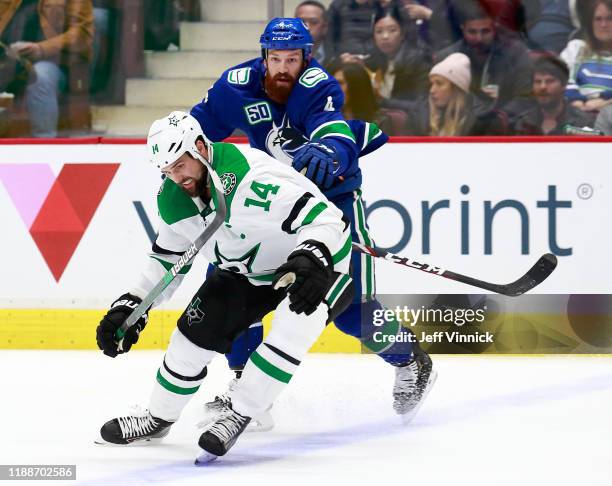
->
<box><xmin>538</xmin><ymin>95</ymin><xmax>563</xmax><ymax>112</ymax></box>
<box><xmin>264</xmin><ymin>72</ymin><xmax>298</xmax><ymax>104</ymax></box>
<box><xmin>177</xmin><ymin>173</ymin><xmax>209</xmax><ymax>199</ymax></box>
<box><xmin>469</xmin><ymin>42</ymin><xmax>492</xmax><ymax>57</ymax></box>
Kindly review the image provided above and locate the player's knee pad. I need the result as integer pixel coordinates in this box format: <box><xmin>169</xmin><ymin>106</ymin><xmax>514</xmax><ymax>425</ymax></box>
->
<box><xmin>265</xmin><ymin>298</ymin><xmax>327</xmax><ymax>359</ymax></box>
<box><xmin>163</xmin><ymin>328</ymin><xmax>215</xmax><ymax>380</ymax></box>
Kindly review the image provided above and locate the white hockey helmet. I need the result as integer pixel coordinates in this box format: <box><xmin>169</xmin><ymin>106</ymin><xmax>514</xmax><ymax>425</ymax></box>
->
<box><xmin>147</xmin><ymin>111</ymin><xmax>210</xmax><ymax>170</ymax></box>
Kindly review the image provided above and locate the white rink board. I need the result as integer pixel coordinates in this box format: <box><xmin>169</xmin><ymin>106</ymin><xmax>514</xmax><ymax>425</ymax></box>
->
<box><xmin>0</xmin><ymin>141</ymin><xmax>610</xmax><ymax>309</ymax></box>
<box><xmin>360</xmin><ymin>142</ymin><xmax>610</xmax><ymax>295</ymax></box>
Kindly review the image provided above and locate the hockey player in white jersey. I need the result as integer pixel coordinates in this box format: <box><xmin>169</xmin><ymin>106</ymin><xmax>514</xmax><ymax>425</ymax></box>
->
<box><xmin>95</xmin><ymin>112</ymin><xmax>355</xmax><ymax>462</ymax></box>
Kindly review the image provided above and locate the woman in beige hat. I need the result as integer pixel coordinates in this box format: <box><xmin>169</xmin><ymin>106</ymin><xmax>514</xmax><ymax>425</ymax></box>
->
<box><xmin>407</xmin><ymin>52</ymin><xmax>508</xmax><ymax>136</ymax></box>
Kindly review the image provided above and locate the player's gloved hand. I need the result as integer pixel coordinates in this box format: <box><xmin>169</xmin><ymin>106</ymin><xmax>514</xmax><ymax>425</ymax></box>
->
<box><xmin>292</xmin><ymin>141</ymin><xmax>339</xmax><ymax>189</ymax></box>
<box><xmin>96</xmin><ymin>293</ymin><xmax>148</xmax><ymax>358</ymax></box>
<box><xmin>273</xmin><ymin>240</ymin><xmax>333</xmax><ymax>315</ymax></box>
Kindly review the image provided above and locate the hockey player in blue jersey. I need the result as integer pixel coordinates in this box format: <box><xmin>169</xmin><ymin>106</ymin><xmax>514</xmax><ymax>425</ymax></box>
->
<box><xmin>190</xmin><ymin>18</ymin><xmax>435</xmax><ymax>426</ymax></box>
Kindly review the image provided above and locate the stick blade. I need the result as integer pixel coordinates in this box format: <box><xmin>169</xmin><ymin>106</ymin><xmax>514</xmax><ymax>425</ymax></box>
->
<box><xmin>499</xmin><ymin>253</ymin><xmax>558</xmax><ymax>296</ymax></box>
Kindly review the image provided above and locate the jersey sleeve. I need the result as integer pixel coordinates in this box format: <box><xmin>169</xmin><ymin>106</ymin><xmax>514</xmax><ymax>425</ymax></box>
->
<box><xmin>347</xmin><ymin>119</ymin><xmax>389</xmax><ymax>157</ymax></box>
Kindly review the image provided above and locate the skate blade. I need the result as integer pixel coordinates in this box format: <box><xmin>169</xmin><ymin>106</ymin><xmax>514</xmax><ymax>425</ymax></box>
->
<box><xmin>195</xmin><ymin>449</ymin><xmax>219</xmax><ymax>465</ymax></box>
<box><xmin>94</xmin><ymin>434</ymin><xmax>166</xmax><ymax>446</ymax></box>
<box><xmin>245</xmin><ymin>421</ymin><xmax>274</xmax><ymax>433</ymax></box>
<box><xmin>400</xmin><ymin>369</ymin><xmax>438</xmax><ymax>425</ymax></box>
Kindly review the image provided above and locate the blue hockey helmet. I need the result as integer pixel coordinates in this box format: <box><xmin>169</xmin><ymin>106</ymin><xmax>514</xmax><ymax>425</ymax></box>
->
<box><xmin>260</xmin><ymin>17</ymin><xmax>313</xmax><ymax>59</ymax></box>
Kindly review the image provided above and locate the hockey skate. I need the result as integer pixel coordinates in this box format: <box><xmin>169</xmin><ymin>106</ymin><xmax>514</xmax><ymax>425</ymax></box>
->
<box><xmin>95</xmin><ymin>407</ymin><xmax>173</xmax><ymax>445</ymax></box>
<box><xmin>201</xmin><ymin>377</ymin><xmax>274</xmax><ymax>432</ymax></box>
<box><xmin>393</xmin><ymin>349</ymin><xmax>437</xmax><ymax>424</ymax></box>
<box><xmin>195</xmin><ymin>400</ymin><xmax>251</xmax><ymax>464</ymax></box>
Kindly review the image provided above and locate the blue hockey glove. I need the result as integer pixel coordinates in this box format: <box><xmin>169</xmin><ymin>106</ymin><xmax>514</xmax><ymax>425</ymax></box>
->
<box><xmin>292</xmin><ymin>141</ymin><xmax>339</xmax><ymax>189</ymax></box>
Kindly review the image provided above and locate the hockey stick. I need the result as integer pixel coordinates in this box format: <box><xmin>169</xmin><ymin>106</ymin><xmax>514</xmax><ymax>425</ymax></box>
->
<box><xmin>352</xmin><ymin>242</ymin><xmax>557</xmax><ymax>296</ymax></box>
<box><xmin>115</xmin><ymin>161</ymin><xmax>227</xmax><ymax>351</ymax></box>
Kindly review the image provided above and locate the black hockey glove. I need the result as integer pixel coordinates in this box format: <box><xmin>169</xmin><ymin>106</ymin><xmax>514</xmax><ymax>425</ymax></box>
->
<box><xmin>96</xmin><ymin>293</ymin><xmax>148</xmax><ymax>358</ymax></box>
<box><xmin>273</xmin><ymin>240</ymin><xmax>333</xmax><ymax>315</ymax></box>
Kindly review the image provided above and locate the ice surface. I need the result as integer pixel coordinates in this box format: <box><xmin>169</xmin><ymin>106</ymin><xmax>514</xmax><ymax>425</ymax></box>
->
<box><xmin>0</xmin><ymin>351</ymin><xmax>610</xmax><ymax>486</ymax></box>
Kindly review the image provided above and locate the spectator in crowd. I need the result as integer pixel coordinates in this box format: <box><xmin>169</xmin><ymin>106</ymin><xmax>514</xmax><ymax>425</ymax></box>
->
<box><xmin>595</xmin><ymin>103</ymin><xmax>612</xmax><ymax>132</ymax></box>
<box><xmin>295</xmin><ymin>0</ymin><xmax>330</xmax><ymax>65</ymax></box>
<box><xmin>327</xmin><ymin>0</ymin><xmax>380</xmax><ymax>58</ymax></box>
<box><xmin>405</xmin><ymin>52</ymin><xmax>507</xmax><ymax>135</ymax></box>
<box><xmin>575</xmin><ymin>0</ymin><xmax>597</xmax><ymax>29</ymax></box>
<box><xmin>404</xmin><ymin>0</ymin><xmax>540</xmax><ymax>48</ymax></box>
<box><xmin>331</xmin><ymin>61</ymin><xmax>403</xmax><ymax>133</ymax></box>
<box><xmin>528</xmin><ymin>0</ymin><xmax>579</xmax><ymax>54</ymax></box>
<box><xmin>560</xmin><ymin>0</ymin><xmax>612</xmax><ymax>113</ymax></box>
<box><xmin>513</xmin><ymin>56</ymin><xmax>597</xmax><ymax>135</ymax></box>
<box><xmin>435</xmin><ymin>0</ymin><xmax>533</xmax><ymax>117</ymax></box>
<box><xmin>0</xmin><ymin>0</ymin><xmax>93</xmax><ymax>137</ymax></box>
<box><xmin>401</xmin><ymin>0</ymin><xmax>462</xmax><ymax>51</ymax></box>
<box><xmin>478</xmin><ymin>0</ymin><xmax>540</xmax><ymax>42</ymax></box>
<box><xmin>364</xmin><ymin>6</ymin><xmax>432</xmax><ymax>109</ymax></box>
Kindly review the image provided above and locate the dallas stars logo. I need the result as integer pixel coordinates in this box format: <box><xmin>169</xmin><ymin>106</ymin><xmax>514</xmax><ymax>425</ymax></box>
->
<box><xmin>213</xmin><ymin>242</ymin><xmax>260</xmax><ymax>274</ymax></box>
<box><xmin>220</xmin><ymin>173</ymin><xmax>237</xmax><ymax>195</ymax></box>
<box><xmin>168</xmin><ymin>114</ymin><xmax>180</xmax><ymax>127</ymax></box>
<box><xmin>185</xmin><ymin>297</ymin><xmax>205</xmax><ymax>325</ymax></box>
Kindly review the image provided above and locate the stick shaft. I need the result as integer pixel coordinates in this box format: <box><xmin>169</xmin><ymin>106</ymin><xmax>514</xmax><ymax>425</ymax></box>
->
<box><xmin>351</xmin><ymin>242</ymin><xmax>557</xmax><ymax>296</ymax></box>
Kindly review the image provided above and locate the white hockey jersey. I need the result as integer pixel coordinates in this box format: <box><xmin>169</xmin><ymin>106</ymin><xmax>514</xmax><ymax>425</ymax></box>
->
<box><xmin>130</xmin><ymin>142</ymin><xmax>351</xmax><ymax>306</ymax></box>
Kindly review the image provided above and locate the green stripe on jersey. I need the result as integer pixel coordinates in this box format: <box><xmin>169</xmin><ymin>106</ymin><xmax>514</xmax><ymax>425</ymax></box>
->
<box><xmin>355</xmin><ymin>190</ymin><xmax>373</xmax><ymax>246</ymax></box>
<box><xmin>157</xmin><ymin>179</ymin><xmax>200</xmax><ymax>226</ymax></box>
<box><xmin>210</xmin><ymin>142</ymin><xmax>251</xmax><ymax>222</ymax></box>
<box><xmin>332</xmin><ymin>235</ymin><xmax>352</xmax><ymax>264</ymax></box>
<box><xmin>250</xmin><ymin>351</ymin><xmax>293</xmax><ymax>383</ymax></box>
<box><xmin>367</xmin><ymin>122</ymin><xmax>382</xmax><ymax>144</ymax></box>
<box><xmin>300</xmin><ymin>202</ymin><xmax>327</xmax><ymax>227</ymax></box>
<box><xmin>325</xmin><ymin>273</ymin><xmax>351</xmax><ymax>308</ymax></box>
<box><xmin>249</xmin><ymin>273</ymin><xmax>275</xmax><ymax>282</ymax></box>
<box><xmin>156</xmin><ymin>370</ymin><xmax>200</xmax><ymax>395</ymax></box>
<box><xmin>152</xmin><ymin>257</ymin><xmax>191</xmax><ymax>275</ymax></box>
<box><xmin>311</xmin><ymin>121</ymin><xmax>356</xmax><ymax>142</ymax></box>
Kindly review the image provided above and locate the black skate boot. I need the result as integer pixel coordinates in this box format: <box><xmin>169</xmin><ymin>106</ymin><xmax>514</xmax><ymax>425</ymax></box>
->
<box><xmin>95</xmin><ymin>408</ymin><xmax>173</xmax><ymax>445</ymax></box>
<box><xmin>201</xmin><ymin>373</ymin><xmax>274</xmax><ymax>432</ymax></box>
<box><xmin>195</xmin><ymin>401</ymin><xmax>251</xmax><ymax>464</ymax></box>
<box><xmin>203</xmin><ymin>376</ymin><xmax>237</xmax><ymax>414</ymax></box>
<box><xmin>393</xmin><ymin>348</ymin><xmax>437</xmax><ymax>423</ymax></box>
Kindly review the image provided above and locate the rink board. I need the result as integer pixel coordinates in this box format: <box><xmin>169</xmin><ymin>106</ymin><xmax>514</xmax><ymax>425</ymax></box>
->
<box><xmin>1</xmin><ymin>138</ymin><xmax>611</xmax><ymax>351</ymax></box>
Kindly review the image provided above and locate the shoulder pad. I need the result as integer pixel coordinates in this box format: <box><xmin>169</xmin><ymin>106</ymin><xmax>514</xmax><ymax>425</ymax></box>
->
<box><xmin>298</xmin><ymin>67</ymin><xmax>329</xmax><ymax>88</ymax></box>
<box><xmin>227</xmin><ymin>67</ymin><xmax>252</xmax><ymax>85</ymax></box>
<box><xmin>157</xmin><ymin>178</ymin><xmax>200</xmax><ymax>226</ymax></box>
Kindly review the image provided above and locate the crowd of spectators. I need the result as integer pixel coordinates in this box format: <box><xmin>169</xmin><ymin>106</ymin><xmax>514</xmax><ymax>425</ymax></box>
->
<box><xmin>0</xmin><ymin>0</ymin><xmax>199</xmax><ymax>137</ymax></box>
<box><xmin>0</xmin><ymin>0</ymin><xmax>611</xmax><ymax>137</ymax></box>
<box><xmin>297</xmin><ymin>0</ymin><xmax>612</xmax><ymax>135</ymax></box>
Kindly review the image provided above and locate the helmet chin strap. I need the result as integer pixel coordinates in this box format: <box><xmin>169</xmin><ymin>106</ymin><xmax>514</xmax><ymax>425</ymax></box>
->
<box><xmin>193</xmin><ymin>150</ymin><xmax>224</xmax><ymax>209</ymax></box>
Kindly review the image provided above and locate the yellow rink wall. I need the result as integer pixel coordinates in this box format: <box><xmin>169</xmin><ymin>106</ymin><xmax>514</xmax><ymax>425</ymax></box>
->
<box><xmin>0</xmin><ymin>309</ymin><xmax>360</xmax><ymax>352</ymax></box>
<box><xmin>2</xmin><ymin>308</ymin><xmax>611</xmax><ymax>354</ymax></box>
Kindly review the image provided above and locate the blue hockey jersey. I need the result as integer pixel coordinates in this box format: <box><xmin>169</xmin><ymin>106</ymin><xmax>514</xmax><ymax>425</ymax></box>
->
<box><xmin>190</xmin><ymin>57</ymin><xmax>387</xmax><ymax>199</ymax></box>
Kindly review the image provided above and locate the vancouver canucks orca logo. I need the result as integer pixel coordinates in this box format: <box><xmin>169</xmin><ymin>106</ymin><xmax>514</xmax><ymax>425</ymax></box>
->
<box><xmin>265</xmin><ymin>115</ymin><xmax>308</xmax><ymax>164</ymax></box>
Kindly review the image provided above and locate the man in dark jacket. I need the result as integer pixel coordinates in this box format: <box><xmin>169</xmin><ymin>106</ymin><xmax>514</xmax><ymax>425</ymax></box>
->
<box><xmin>435</xmin><ymin>0</ymin><xmax>532</xmax><ymax>117</ymax></box>
<box><xmin>513</xmin><ymin>55</ymin><xmax>597</xmax><ymax>135</ymax></box>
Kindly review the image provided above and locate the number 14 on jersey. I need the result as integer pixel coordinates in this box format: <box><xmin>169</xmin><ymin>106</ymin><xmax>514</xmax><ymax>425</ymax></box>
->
<box><xmin>244</xmin><ymin>181</ymin><xmax>280</xmax><ymax>212</ymax></box>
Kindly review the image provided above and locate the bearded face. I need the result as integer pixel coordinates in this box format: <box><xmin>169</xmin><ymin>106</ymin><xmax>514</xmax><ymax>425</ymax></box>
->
<box><xmin>264</xmin><ymin>49</ymin><xmax>306</xmax><ymax>104</ymax></box>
